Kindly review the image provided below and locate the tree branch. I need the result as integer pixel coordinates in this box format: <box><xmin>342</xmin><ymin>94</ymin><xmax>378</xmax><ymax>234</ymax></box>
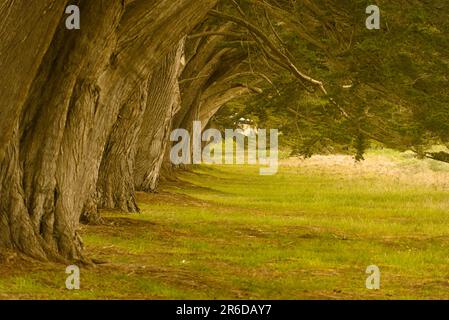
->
<box><xmin>208</xmin><ymin>9</ymin><xmax>327</xmax><ymax>94</ymax></box>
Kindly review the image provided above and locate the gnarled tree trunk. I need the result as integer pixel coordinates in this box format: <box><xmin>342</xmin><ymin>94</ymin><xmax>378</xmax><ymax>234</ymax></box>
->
<box><xmin>0</xmin><ymin>0</ymin><xmax>124</xmax><ymax>261</ymax></box>
<box><xmin>84</xmin><ymin>39</ymin><xmax>184</xmax><ymax>220</ymax></box>
<box><xmin>134</xmin><ymin>42</ymin><xmax>185</xmax><ymax>192</ymax></box>
<box><xmin>0</xmin><ymin>0</ymin><xmax>217</xmax><ymax>260</ymax></box>
<box><xmin>0</xmin><ymin>0</ymin><xmax>67</xmax><ymax>164</ymax></box>
<box><xmin>96</xmin><ymin>80</ymin><xmax>149</xmax><ymax>213</ymax></box>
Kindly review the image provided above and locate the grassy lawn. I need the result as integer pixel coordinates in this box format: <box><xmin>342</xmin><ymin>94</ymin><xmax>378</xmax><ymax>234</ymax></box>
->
<box><xmin>1</xmin><ymin>150</ymin><xmax>449</xmax><ymax>299</ymax></box>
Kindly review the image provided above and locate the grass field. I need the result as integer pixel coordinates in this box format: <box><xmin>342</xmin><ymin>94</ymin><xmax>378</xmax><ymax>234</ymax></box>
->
<box><xmin>1</xmin><ymin>150</ymin><xmax>449</xmax><ymax>299</ymax></box>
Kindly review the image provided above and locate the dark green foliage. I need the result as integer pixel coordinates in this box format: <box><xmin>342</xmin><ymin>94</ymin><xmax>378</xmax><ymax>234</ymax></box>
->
<box><xmin>213</xmin><ymin>0</ymin><xmax>449</xmax><ymax>159</ymax></box>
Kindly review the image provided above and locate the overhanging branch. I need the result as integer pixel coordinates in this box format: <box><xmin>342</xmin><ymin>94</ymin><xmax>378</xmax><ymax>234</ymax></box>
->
<box><xmin>209</xmin><ymin>9</ymin><xmax>327</xmax><ymax>95</ymax></box>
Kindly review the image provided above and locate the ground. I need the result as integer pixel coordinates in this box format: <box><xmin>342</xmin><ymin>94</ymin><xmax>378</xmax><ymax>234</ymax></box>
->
<box><xmin>1</xmin><ymin>150</ymin><xmax>449</xmax><ymax>299</ymax></box>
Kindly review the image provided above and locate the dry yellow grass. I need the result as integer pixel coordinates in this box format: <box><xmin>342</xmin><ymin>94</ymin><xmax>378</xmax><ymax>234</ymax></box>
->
<box><xmin>281</xmin><ymin>151</ymin><xmax>449</xmax><ymax>189</ymax></box>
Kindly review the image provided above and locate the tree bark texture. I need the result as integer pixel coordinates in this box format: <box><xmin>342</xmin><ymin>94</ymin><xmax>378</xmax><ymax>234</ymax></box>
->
<box><xmin>133</xmin><ymin>41</ymin><xmax>185</xmax><ymax>192</ymax></box>
<box><xmin>0</xmin><ymin>0</ymin><xmax>217</xmax><ymax>260</ymax></box>
<box><xmin>0</xmin><ymin>0</ymin><xmax>67</xmax><ymax>164</ymax></box>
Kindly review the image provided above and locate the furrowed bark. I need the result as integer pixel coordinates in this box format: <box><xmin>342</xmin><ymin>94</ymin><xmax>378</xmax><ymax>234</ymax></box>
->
<box><xmin>96</xmin><ymin>80</ymin><xmax>149</xmax><ymax>213</ymax></box>
<box><xmin>95</xmin><ymin>41</ymin><xmax>184</xmax><ymax>212</ymax></box>
<box><xmin>68</xmin><ymin>0</ymin><xmax>217</xmax><ymax>235</ymax></box>
<box><xmin>134</xmin><ymin>42</ymin><xmax>185</xmax><ymax>192</ymax></box>
<box><xmin>0</xmin><ymin>0</ymin><xmax>124</xmax><ymax>260</ymax></box>
<box><xmin>1</xmin><ymin>0</ymin><xmax>217</xmax><ymax>260</ymax></box>
<box><xmin>84</xmin><ymin>1</ymin><xmax>214</xmax><ymax>217</ymax></box>
<box><xmin>0</xmin><ymin>0</ymin><xmax>67</xmax><ymax>164</ymax></box>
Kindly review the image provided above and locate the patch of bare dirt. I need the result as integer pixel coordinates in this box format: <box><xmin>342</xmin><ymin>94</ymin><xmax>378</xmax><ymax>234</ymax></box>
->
<box><xmin>136</xmin><ymin>191</ymin><xmax>212</xmax><ymax>208</ymax></box>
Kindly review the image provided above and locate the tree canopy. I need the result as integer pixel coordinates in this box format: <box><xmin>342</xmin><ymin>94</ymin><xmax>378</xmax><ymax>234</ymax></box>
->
<box><xmin>212</xmin><ymin>0</ymin><xmax>449</xmax><ymax>160</ymax></box>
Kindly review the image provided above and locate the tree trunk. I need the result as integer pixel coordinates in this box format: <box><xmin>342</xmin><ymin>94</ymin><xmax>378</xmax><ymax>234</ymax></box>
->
<box><xmin>96</xmin><ymin>81</ymin><xmax>149</xmax><ymax>213</ymax></box>
<box><xmin>175</xmin><ymin>29</ymin><xmax>247</xmax><ymax>132</ymax></box>
<box><xmin>158</xmin><ymin>30</ymin><xmax>246</xmax><ymax>175</ymax></box>
<box><xmin>0</xmin><ymin>0</ymin><xmax>67</xmax><ymax>164</ymax></box>
<box><xmin>134</xmin><ymin>42</ymin><xmax>185</xmax><ymax>192</ymax></box>
<box><xmin>199</xmin><ymin>85</ymin><xmax>254</xmax><ymax>128</ymax></box>
<box><xmin>90</xmin><ymin>38</ymin><xmax>184</xmax><ymax>216</ymax></box>
<box><xmin>80</xmin><ymin>185</ymin><xmax>103</xmax><ymax>225</ymax></box>
<box><xmin>0</xmin><ymin>0</ymin><xmax>124</xmax><ymax>261</ymax></box>
<box><xmin>0</xmin><ymin>0</ymin><xmax>217</xmax><ymax>260</ymax></box>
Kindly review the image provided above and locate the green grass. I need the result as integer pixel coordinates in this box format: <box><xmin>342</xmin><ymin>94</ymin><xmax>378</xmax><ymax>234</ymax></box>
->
<box><xmin>1</xmin><ymin>150</ymin><xmax>449</xmax><ymax>299</ymax></box>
